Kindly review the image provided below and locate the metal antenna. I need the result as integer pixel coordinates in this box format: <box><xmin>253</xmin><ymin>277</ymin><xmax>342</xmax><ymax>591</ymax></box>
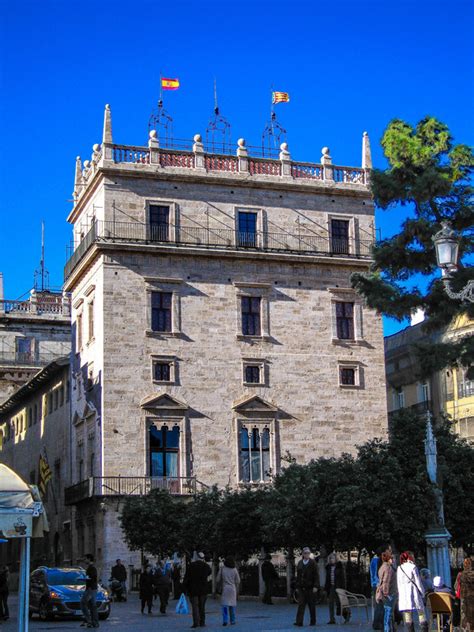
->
<box><xmin>206</xmin><ymin>78</ymin><xmax>232</xmax><ymax>154</ymax></box>
<box><xmin>34</xmin><ymin>221</ymin><xmax>50</xmax><ymax>291</ymax></box>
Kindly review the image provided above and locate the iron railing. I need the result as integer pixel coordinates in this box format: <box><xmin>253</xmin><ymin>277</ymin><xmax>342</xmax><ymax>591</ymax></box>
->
<box><xmin>65</xmin><ymin>219</ymin><xmax>374</xmax><ymax>280</ymax></box>
<box><xmin>64</xmin><ymin>476</ymin><xmax>197</xmax><ymax>505</ymax></box>
<box><xmin>0</xmin><ymin>296</ymin><xmax>67</xmax><ymax>316</ymax></box>
<box><xmin>0</xmin><ymin>350</ymin><xmax>67</xmax><ymax>367</ymax></box>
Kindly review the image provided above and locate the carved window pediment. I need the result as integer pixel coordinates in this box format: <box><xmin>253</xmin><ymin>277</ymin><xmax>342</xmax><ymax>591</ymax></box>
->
<box><xmin>140</xmin><ymin>393</ymin><xmax>188</xmax><ymax>412</ymax></box>
<box><xmin>232</xmin><ymin>395</ymin><xmax>277</xmax><ymax>414</ymax></box>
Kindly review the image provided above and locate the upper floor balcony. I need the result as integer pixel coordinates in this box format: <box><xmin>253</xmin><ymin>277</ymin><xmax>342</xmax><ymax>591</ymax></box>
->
<box><xmin>0</xmin><ymin>292</ymin><xmax>70</xmax><ymax>319</ymax></box>
<box><xmin>64</xmin><ymin>217</ymin><xmax>376</xmax><ymax>281</ymax></box>
<box><xmin>64</xmin><ymin>475</ymin><xmax>198</xmax><ymax>505</ymax></box>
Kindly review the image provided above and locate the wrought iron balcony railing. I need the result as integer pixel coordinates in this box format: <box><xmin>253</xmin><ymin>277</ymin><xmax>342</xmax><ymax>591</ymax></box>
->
<box><xmin>64</xmin><ymin>475</ymin><xmax>197</xmax><ymax>505</ymax></box>
<box><xmin>65</xmin><ymin>219</ymin><xmax>374</xmax><ymax>280</ymax></box>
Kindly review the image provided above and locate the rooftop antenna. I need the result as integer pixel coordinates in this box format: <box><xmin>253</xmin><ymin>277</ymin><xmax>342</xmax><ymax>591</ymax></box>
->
<box><xmin>148</xmin><ymin>73</ymin><xmax>175</xmax><ymax>146</ymax></box>
<box><xmin>34</xmin><ymin>221</ymin><xmax>50</xmax><ymax>292</ymax></box>
<box><xmin>206</xmin><ymin>78</ymin><xmax>232</xmax><ymax>154</ymax></box>
<box><xmin>262</xmin><ymin>85</ymin><xmax>287</xmax><ymax>157</ymax></box>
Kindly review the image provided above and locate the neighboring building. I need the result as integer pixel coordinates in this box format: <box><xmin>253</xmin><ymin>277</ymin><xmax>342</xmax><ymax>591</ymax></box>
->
<box><xmin>61</xmin><ymin>105</ymin><xmax>388</xmax><ymax>573</ymax></box>
<box><xmin>0</xmin><ymin>273</ymin><xmax>71</xmax><ymax>403</ymax></box>
<box><xmin>0</xmin><ymin>357</ymin><xmax>72</xmax><ymax>569</ymax></box>
<box><xmin>385</xmin><ymin>313</ymin><xmax>474</xmax><ymax>442</ymax></box>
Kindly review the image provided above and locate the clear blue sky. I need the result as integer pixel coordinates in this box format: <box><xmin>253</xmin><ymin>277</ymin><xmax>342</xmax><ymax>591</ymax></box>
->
<box><xmin>1</xmin><ymin>0</ymin><xmax>473</xmax><ymax>335</ymax></box>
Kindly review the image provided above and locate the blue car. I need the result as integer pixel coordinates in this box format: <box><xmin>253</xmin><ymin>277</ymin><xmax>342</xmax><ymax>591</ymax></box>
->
<box><xmin>29</xmin><ymin>567</ymin><xmax>111</xmax><ymax>621</ymax></box>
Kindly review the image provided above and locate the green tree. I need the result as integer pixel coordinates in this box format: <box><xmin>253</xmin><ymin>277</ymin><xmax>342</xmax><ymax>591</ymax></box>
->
<box><xmin>180</xmin><ymin>486</ymin><xmax>223</xmax><ymax>556</ymax></box>
<box><xmin>351</xmin><ymin>117</ymin><xmax>474</xmax><ymax>377</ymax></box>
<box><xmin>119</xmin><ymin>489</ymin><xmax>185</xmax><ymax>557</ymax></box>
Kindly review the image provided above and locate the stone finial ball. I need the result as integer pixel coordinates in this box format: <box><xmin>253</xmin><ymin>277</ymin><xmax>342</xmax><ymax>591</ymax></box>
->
<box><xmin>149</xmin><ymin>130</ymin><xmax>157</xmax><ymax>139</ymax></box>
<box><xmin>83</xmin><ymin>160</ymin><xmax>91</xmax><ymax>169</ymax></box>
<box><xmin>193</xmin><ymin>134</ymin><xmax>202</xmax><ymax>143</ymax></box>
<box><xmin>280</xmin><ymin>142</ymin><xmax>289</xmax><ymax>151</ymax></box>
<box><xmin>363</xmin><ymin>131</ymin><xmax>368</xmax><ymax>136</ymax></box>
<box><xmin>105</xmin><ymin>104</ymin><xmax>111</xmax><ymax>110</ymax></box>
<box><xmin>93</xmin><ymin>143</ymin><xmax>100</xmax><ymax>152</ymax></box>
<box><xmin>238</xmin><ymin>138</ymin><xmax>246</xmax><ymax>147</ymax></box>
<box><xmin>322</xmin><ymin>147</ymin><xmax>330</xmax><ymax>155</ymax></box>
<box><xmin>76</xmin><ymin>156</ymin><xmax>81</xmax><ymax>161</ymax></box>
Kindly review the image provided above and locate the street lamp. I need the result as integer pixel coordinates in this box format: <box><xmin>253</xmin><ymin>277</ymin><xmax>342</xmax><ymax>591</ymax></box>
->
<box><xmin>432</xmin><ymin>222</ymin><xmax>474</xmax><ymax>302</ymax></box>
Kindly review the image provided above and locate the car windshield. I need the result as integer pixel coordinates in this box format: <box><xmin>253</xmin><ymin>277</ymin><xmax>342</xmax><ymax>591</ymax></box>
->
<box><xmin>46</xmin><ymin>570</ymin><xmax>86</xmax><ymax>586</ymax></box>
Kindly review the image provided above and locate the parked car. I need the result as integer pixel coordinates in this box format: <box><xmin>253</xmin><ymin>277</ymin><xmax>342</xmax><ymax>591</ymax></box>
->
<box><xmin>29</xmin><ymin>566</ymin><xmax>111</xmax><ymax>621</ymax></box>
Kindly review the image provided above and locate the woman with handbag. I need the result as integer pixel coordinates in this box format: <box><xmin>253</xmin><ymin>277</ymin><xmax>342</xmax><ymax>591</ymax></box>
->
<box><xmin>396</xmin><ymin>552</ymin><xmax>428</xmax><ymax>632</ymax></box>
<box><xmin>376</xmin><ymin>551</ymin><xmax>397</xmax><ymax>632</ymax></box>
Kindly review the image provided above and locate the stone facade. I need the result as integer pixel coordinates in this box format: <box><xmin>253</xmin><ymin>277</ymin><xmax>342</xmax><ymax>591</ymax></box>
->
<box><xmin>62</xmin><ymin>105</ymin><xmax>388</xmax><ymax>574</ymax></box>
<box><xmin>0</xmin><ymin>275</ymin><xmax>71</xmax><ymax>403</ymax></box>
<box><xmin>0</xmin><ymin>358</ymin><xmax>72</xmax><ymax>570</ymax></box>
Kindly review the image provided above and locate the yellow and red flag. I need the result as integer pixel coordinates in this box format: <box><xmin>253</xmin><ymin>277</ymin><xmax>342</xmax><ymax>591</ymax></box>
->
<box><xmin>161</xmin><ymin>77</ymin><xmax>180</xmax><ymax>90</ymax></box>
<box><xmin>39</xmin><ymin>453</ymin><xmax>52</xmax><ymax>496</ymax></box>
<box><xmin>272</xmin><ymin>91</ymin><xmax>290</xmax><ymax>104</ymax></box>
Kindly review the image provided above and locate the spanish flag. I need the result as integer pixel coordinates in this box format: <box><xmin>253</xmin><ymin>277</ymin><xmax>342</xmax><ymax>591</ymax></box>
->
<box><xmin>161</xmin><ymin>77</ymin><xmax>180</xmax><ymax>90</ymax></box>
<box><xmin>39</xmin><ymin>453</ymin><xmax>52</xmax><ymax>495</ymax></box>
<box><xmin>272</xmin><ymin>91</ymin><xmax>290</xmax><ymax>104</ymax></box>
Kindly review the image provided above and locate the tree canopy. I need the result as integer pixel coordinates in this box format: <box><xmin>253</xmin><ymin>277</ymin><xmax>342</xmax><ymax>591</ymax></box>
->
<box><xmin>351</xmin><ymin>116</ymin><xmax>474</xmax><ymax>377</ymax></box>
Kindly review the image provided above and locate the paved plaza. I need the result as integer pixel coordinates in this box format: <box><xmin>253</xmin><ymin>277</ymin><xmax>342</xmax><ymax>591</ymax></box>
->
<box><xmin>1</xmin><ymin>595</ymin><xmax>372</xmax><ymax>631</ymax></box>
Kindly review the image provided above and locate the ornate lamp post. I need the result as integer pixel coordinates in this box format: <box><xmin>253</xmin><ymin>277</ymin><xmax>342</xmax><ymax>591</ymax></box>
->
<box><xmin>432</xmin><ymin>223</ymin><xmax>474</xmax><ymax>302</ymax></box>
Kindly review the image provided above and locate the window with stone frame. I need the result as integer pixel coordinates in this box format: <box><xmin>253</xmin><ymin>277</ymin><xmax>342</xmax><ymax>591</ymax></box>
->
<box><xmin>88</xmin><ymin>300</ymin><xmax>95</xmax><ymax>342</ymax></box>
<box><xmin>242</xmin><ymin>360</ymin><xmax>266</xmax><ymax>386</ymax></box>
<box><xmin>76</xmin><ymin>312</ymin><xmax>83</xmax><ymax>351</ymax></box>
<box><xmin>153</xmin><ymin>362</ymin><xmax>171</xmax><ymax>382</ymax></box>
<box><xmin>149</xmin><ymin>424</ymin><xmax>180</xmax><ymax>478</ymax></box>
<box><xmin>151</xmin><ymin>291</ymin><xmax>172</xmax><ymax>332</ymax></box>
<box><xmin>331</xmin><ymin>219</ymin><xmax>350</xmax><ymax>254</ymax></box>
<box><xmin>241</xmin><ymin>296</ymin><xmax>261</xmax><ymax>336</ymax></box>
<box><xmin>149</xmin><ymin>204</ymin><xmax>170</xmax><ymax>242</ymax></box>
<box><xmin>239</xmin><ymin>425</ymin><xmax>271</xmax><ymax>483</ymax></box>
<box><xmin>335</xmin><ymin>301</ymin><xmax>354</xmax><ymax>339</ymax></box>
<box><xmin>245</xmin><ymin>365</ymin><xmax>261</xmax><ymax>384</ymax></box>
<box><xmin>340</xmin><ymin>367</ymin><xmax>355</xmax><ymax>386</ymax></box>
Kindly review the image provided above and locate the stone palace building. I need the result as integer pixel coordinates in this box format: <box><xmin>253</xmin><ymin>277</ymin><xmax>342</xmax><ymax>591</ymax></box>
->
<box><xmin>51</xmin><ymin>104</ymin><xmax>386</xmax><ymax>572</ymax></box>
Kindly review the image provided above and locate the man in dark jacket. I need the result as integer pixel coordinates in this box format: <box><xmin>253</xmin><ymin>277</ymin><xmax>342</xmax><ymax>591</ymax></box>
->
<box><xmin>262</xmin><ymin>555</ymin><xmax>279</xmax><ymax>605</ymax></box>
<box><xmin>80</xmin><ymin>554</ymin><xmax>99</xmax><ymax>628</ymax></box>
<box><xmin>325</xmin><ymin>553</ymin><xmax>350</xmax><ymax>623</ymax></box>
<box><xmin>294</xmin><ymin>547</ymin><xmax>319</xmax><ymax>627</ymax></box>
<box><xmin>153</xmin><ymin>560</ymin><xmax>172</xmax><ymax>614</ymax></box>
<box><xmin>184</xmin><ymin>552</ymin><xmax>212</xmax><ymax>629</ymax></box>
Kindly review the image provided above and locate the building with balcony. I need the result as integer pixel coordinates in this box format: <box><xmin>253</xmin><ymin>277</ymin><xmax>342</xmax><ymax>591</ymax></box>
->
<box><xmin>63</xmin><ymin>104</ymin><xmax>388</xmax><ymax>573</ymax></box>
<box><xmin>385</xmin><ymin>313</ymin><xmax>474</xmax><ymax>441</ymax></box>
<box><xmin>0</xmin><ymin>357</ymin><xmax>72</xmax><ymax>568</ymax></box>
<box><xmin>0</xmin><ymin>273</ymin><xmax>71</xmax><ymax>403</ymax></box>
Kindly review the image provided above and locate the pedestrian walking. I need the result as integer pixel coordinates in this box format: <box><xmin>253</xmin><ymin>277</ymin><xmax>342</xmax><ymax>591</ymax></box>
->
<box><xmin>184</xmin><ymin>551</ymin><xmax>212</xmax><ymax>628</ymax></box>
<box><xmin>458</xmin><ymin>557</ymin><xmax>474</xmax><ymax>632</ymax></box>
<box><xmin>216</xmin><ymin>556</ymin><xmax>240</xmax><ymax>627</ymax></box>
<box><xmin>80</xmin><ymin>554</ymin><xmax>99</xmax><ymax>629</ymax></box>
<box><xmin>154</xmin><ymin>559</ymin><xmax>172</xmax><ymax>614</ymax></box>
<box><xmin>294</xmin><ymin>546</ymin><xmax>319</xmax><ymax>627</ymax></box>
<box><xmin>261</xmin><ymin>555</ymin><xmax>278</xmax><ymax>605</ymax></box>
<box><xmin>396</xmin><ymin>551</ymin><xmax>428</xmax><ymax>632</ymax></box>
<box><xmin>325</xmin><ymin>553</ymin><xmax>350</xmax><ymax>624</ymax></box>
<box><xmin>139</xmin><ymin>566</ymin><xmax>154</xmax><ymax>615</ymax></box>
<box><xmin>0</xmin><ymin>565</ymin><xmax>10</xmax><ymax>621</ymax></box>
<box><xmin>376</xmin><ymin>551</ymin><xmax>397</xmax><ymax>632</ymax></box>
<box><xmin>111</xmin><ymin>559</ymin><xmax>127</xmax><ymax>600</ymax></box>
<box><xmin>172</xmin><ymin>561</ymin><xmax>182</xmax><ymax>599</ymax></box>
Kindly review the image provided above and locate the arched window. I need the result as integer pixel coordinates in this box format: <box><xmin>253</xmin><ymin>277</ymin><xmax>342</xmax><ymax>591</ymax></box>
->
<box><xmin>150</xmin><ymin>424</ymin><xmax>180</xmax><ymax>478</ymax></box>
<box><xmin>240</xmin><ymin>426</ymin><xmax>270</xmax><ymax>483</ymax></box>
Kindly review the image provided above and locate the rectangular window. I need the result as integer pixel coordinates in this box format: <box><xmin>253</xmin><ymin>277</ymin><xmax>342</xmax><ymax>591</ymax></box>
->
<box><xmin>240</xmin><ymin>426</ymin><xmax>271</xmax><ymax>483</ymax></box>
<box><xmin>331</xmin><ymin>219</ymin><xmax>350</xmax><ymax>254</ymax></box>
<box><xmin>48</xmin><ymin>393</ymin><xmax>53</xmax><ymax>414</ymax></box>
<box><xmin>237</xmin><ymin>211</ymin><xmax>257</xmax><ymax>247</ymax></box>
<box><xmin>16</xmin><ymin>337</ymin><xmax>33</xmax><ymax>363</ymax></box>
<box><xmin>245</xmin><ymin>365</ymin><xmax>261</xmax><ymax>384</ymax></box>
<box><xmin>151</xmin><ymin>292</ymin><xmax>172</xmax><ymax>332</ymax></box>
<box><xmin>88</xmin><ymin>301</ymin><xmax>94</xmax><ymax>341</ymax></box>
<box><xmin>154</xmin><ymin>362</ymin><xmax>171</xmax><ymax>382</ymax></box>
<box><xmin>340</xmin><ymin>367</ymin><xmax>356</xmax><ymax>386</ymax></box>
<box><xmin>395</xmin><ymin>387</ymin><xmax>405</xmax><ymax>409</ymax></box>
<box><xmin>241</xmin><ymin>296</ymin><xmax>261</xmax><ymax>336</ymax></box>
<box><xmin>336</xmin><ymin>302</ymin><xmax>354</xmax><ymax>339</ymax></box>
<box><xmin>77</xmin><ymin>313</ymin><xmax>83</xmax><ymax>351</ymax></box>
<box><xmin>150</xmin><ymin>205</ymin><xmax>170</xmax><ymax>242</ymax></box>
<box><xmin>149</xmin><ymin>425</ymin><xmax>180</xmax><ymax>477</ymax></box>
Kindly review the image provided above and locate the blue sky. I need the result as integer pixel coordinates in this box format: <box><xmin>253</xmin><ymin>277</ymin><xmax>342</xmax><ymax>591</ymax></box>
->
<box><xmin>1</xmin><ymin>0</ymin><xmax>473</xmax><ymax>335</ymax></box>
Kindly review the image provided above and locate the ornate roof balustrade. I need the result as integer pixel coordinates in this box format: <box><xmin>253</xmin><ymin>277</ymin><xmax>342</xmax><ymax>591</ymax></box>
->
<box><xmin>64</xmin><ymin>218</ymin><xmax>375</xmax><ymax>281</ymax></box>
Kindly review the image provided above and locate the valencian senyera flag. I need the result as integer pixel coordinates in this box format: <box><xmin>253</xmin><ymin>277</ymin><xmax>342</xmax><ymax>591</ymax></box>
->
<box><xmin>161</xmin><ymin>77</ymin><xmax>180</xmax><ymax>90</ymax></box>
<box><xmin>39</xmin><ymin>453</ymin><xmax>52</xmax><ymax>495</ymax></box>
<box><xmin>272</xmin><ymin>91</ymin><xmax>290</xmax><ymax>104</ymax></box>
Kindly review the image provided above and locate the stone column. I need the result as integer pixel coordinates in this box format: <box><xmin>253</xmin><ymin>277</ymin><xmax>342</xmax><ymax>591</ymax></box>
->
<box><xmin>321</xmin><ymin>147</ymin><xmax>333</xmax><ymax>181</ymax></box>
<box><xmin>62</xmin><ymin>292</ymin><xmax>71</xmax><ymax>317</ymax></box>
<box><xmin>237</xmin><ymin>138</ymin><xmax>248</xmax><ymax>173</ymax></box>
<box><xmin>425</xmin><ymin>528</ymin><xmax>452</xmax><ymax>587</ymax></box>
<box><xmin>280</xmin><ymin>142</ymin><xmax>292</xmax><ymax>177</ymax></box>
<box><xmin>102</xmin><ymin>104</ymin><xmax>113</xmax><ymax>161</ymax></box>
<box><xmin>148</xmin><ymin>130</ymin><xmax>160</xmax><ymax>165</ymax></box>
<box><xmin>193</xmin><ymin>134</ymin><xmax>206</xmax><ymax>171</ymax></box>
<box><xmin>29</xmin><ymin>289</ymin><xmax>37</xmax><ymax>314</ymax></box>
